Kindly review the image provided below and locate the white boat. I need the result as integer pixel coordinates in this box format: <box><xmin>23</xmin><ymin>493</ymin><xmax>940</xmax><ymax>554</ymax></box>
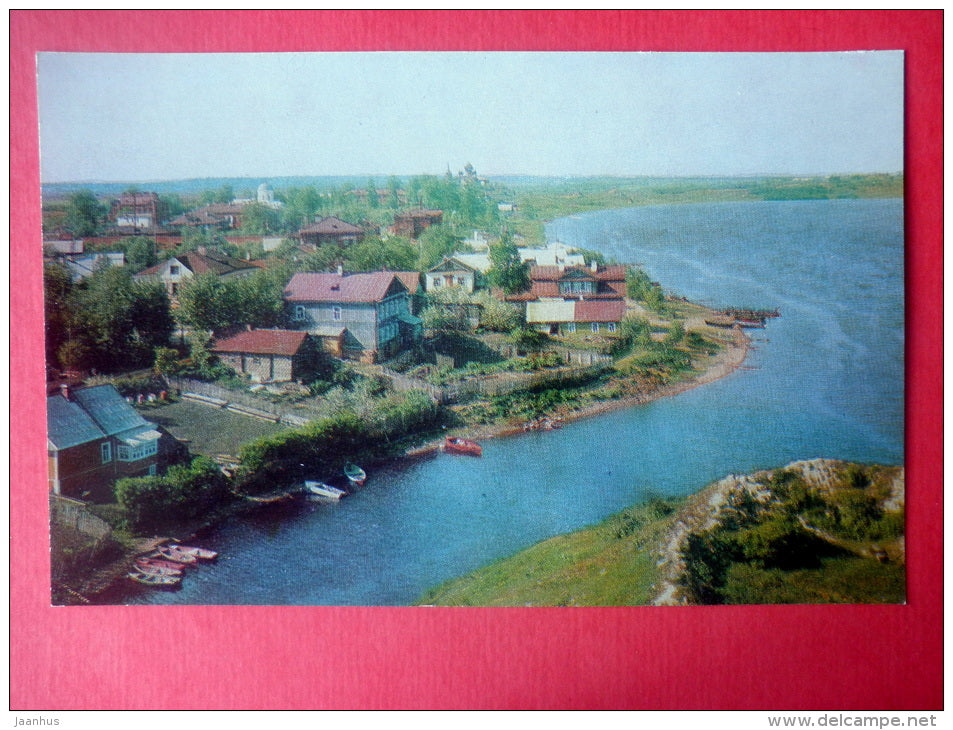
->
<box><xmin>303</xmin><ymin>480</ymin><xmax>348</xmax><ymax>500</ymax></box>
<box><xmin>166</xmin><ymin>544</ymin><xmax>218</xmax><ymax>560</ymax></box>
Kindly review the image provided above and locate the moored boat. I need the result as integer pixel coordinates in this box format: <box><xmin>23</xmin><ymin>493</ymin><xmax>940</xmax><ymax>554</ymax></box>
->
<box><xmin>136</xmin><ymin>556</ymin><xmax>186</xmax><ymax>572</ymax></box>
<box><xmin>303</xmin><ymin>480</ymin><xmax>348</xmax><ymax>500</ymax></box>
<box><xmin>344</xmin><ymin>463</ymin><xmax>366</xmax><ymax>486</ymax></box>
<box><xmin>167</xmin><ymin>544</ymin><xmax>218</xmax><ymax>560</ymax></box>
<box><xmin>127</xmin><ymin>571</ymin><xmax>181</xmax><ymax>587</ymax></box>
<box><xmin>153</xmin><ymin>546</ymin><xmax>198</xmax><ymax>564</ymax></box>
<box><xmin>443</xmin><ymin>437</ymin><xmax>483</xmax><ymax>457</ymax></box>
<box><xmin>134</xmin><ymin>562</ymin><xmax>183</xmax><ymax>577</ymax></box>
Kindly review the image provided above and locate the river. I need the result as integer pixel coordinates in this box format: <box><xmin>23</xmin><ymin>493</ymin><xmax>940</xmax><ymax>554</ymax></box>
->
<box><xmin>118</xmin><ymin>198</ymin><xmax>904</xmax><ymax>606</ymax></box>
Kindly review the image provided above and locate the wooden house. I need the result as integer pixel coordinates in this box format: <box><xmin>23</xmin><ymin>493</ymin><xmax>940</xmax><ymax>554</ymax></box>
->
<box><xmin>47</xmin><ymin>384</ymin><xmax>162</xmax><ymax>501</ymax></box>
<box><xmin>284</xmin><ymin>271</ymin><xmax>422</xmax><ymax>363</ymax></box>
<box><xmin>426</xmin><ymin>256</ymin><xmax>480</xmax><ymax>294</ymax></box>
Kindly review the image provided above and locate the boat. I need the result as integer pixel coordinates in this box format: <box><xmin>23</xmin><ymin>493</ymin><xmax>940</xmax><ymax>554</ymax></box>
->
<box><xmin>153</xmin><ymin>546</ymin><xmax>198</xmax><ymax>564</ymax></box>
<box><xmin>167</xmin><ymin>544</ymin><xmax>218</xmax><ymax>560</ymax></box>
<box><xmin>127</xmin><ymin>571</ymin><xmax>181</xmax><ymax>587</ymax></box>
<box><xmin>344</xmin><ymin>463</ymin><xmax>366</xmax><ymax>486</ymax></box>
<box><xmin>133</xmin><ymin>562</ymin><xmax>183</xmax><ymax>577</ymax></box>
<box><xmin>136</xmin><ymin>556</ymin><xmax>187</xmax><ymax>572</ymax></box>
<box><xmin>704</xmin><ymin>316</ymin><xmax>737</xmax><ymax>329</ymax></box>
<box><xmin>303</xmin><ymin>480</ymin><xmax>348</xmax><ymax>500</ymax></box>
<box><xmin>443</xmin><ymin>437</ymin><xmax>483</xmax><ymax>457</ymax></box>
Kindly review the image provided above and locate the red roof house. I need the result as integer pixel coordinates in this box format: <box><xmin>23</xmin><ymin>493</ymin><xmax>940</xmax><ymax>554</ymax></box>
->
<box><xmin>212</xmin><ymin>329</ymin><xmax>318</xmax><ymax>383</ymax></box>
<box><xmin>297</xmin><ymin>216</ymin><xmax>364</xmax><ymax>246</ymax></box>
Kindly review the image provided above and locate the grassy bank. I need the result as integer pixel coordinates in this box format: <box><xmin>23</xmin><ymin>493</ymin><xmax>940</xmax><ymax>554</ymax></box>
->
<box><xmin>417</xmin><ymin>460</ymin><xmax>905</xmax><ymax>606</ymax></box>
<box><xmin>417</xmin><ymin>498</ymin><xmax>682</xmax><ymax>606</ymax></box>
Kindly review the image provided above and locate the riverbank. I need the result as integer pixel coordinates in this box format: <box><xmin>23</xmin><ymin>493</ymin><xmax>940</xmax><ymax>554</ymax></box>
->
<box><xmin>418</xmin><ymin>458</ymin><xmax>905</xmax><ymax>607</ymax></box>
<box><xmin>406</xmin><ymin>325</ymin><xmax>750</xmax><ymax>458</ymax></box>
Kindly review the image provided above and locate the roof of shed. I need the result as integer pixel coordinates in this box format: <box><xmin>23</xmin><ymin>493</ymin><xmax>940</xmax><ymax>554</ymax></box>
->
<box><xmin>212</xmin><ymin>329</ymin><xmax>310</xmax><ymax>356</ymax></box>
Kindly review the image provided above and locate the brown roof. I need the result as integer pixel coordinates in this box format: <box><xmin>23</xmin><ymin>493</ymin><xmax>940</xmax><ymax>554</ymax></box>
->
<box><xmin>574</xmin><ymin>299</ymin><xmax>626</xmax><ymax>323</ymax></box>
<box><xmin>212</xmin><ymin>329</ymin><xmax>309</xmax><ymax>356</ymax></box>
<box><xmin>284</xmin><ymin>272</ymin><xmax>405</xmax><ymax>304</ymax></box>
<box><xmin>298</xmin><ymin>216</ymin><xmax>363</xmax><ymax>235</ymax></box>
<box><xmin>393</xmin><ymin>271</ymin><xmax>421</xmax><ymax>293</ymax></box>
<box><xmin>135</xmin><ymin>250</ymin><xmax>259</xmax><ymax>278</ymax></box>
<box><xmin>529</xmin><ymin>264</ymin><xmax>627</xmax><ymax>282</ymax></box>
<box><xmin>395</xmin><ymin>208</ymin><xmax>443</xmax><ymax>220</ymax></box>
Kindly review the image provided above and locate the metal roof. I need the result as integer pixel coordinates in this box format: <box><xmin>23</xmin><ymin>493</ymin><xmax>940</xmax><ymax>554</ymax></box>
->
<box><xmin>47</xmin><ymin>384</ymin><xmax>155</xmax><ymax>450</ymax></box>
<box><xmin>284</xmin><ymin>272</ymin><xmax>405</xmax><ymax>304</ymax></box>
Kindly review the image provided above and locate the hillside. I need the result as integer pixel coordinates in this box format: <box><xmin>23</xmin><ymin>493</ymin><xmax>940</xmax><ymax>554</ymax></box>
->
<box><xmin>418</xmin><ymin>459</ymin><xmax>905</xmax><ymax>606</ymax></box>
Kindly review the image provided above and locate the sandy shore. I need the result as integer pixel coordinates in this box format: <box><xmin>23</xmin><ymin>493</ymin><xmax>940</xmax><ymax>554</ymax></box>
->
<box><xmin>406</xmin><ymin>326</ymin><xmax>750</xmax><ymax>458</ymax></box>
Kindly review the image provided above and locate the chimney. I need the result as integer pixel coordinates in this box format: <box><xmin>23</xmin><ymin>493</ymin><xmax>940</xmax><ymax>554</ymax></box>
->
<box><xmin>60</xmin><ymin>383</ymin><xmax>72</xmax><ymax>401</ymax></box>
<box><xmin>336</xmin><ymin>264</ymin><xmax>344</xmax><ymax>276</ymax></box>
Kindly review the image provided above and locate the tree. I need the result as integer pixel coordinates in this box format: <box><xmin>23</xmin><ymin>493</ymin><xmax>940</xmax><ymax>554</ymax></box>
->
<box><xmin>64</xmin><ymin>264</ymin><xmax>173</xmax><ymax>371</ymax></box>
<box><xmin>122</xmin><ymin>237</ymin><xmax>158</xmax><ymax>272</ymax></box>
<box><xmin>417</xmin><ymin>225</ymin><xmax>461</xmax><ymax>271</ymax></box>
<box><xmin>487</xmin><ymin>230</ymin><xmax>529</xmax><ymax>294</ymax></box>
<box><xmin>175</xmin><ymin>273</ymin><xmax>241</xmax><ymax>333</ymax></box>
<box><xmin>64</xmin><ymin>190</ymin><xmax>105</xmax><ymax>237</ymax></box>
<box><xmin>44</xmin><ymin>260</ymin><xmax>73</xmax><ymax>366</ymax></box>
<box><xmin>365</xmin><ymin>178</ymin><xmax>379</xmax><ymax>209</ymax></box>
<box><xmin>241</xmin><ymin>203</ymin><xmax>278</xmax><ymax>235</ymax></box>
<box><xmin>345</xmin><ymin>235</ymin><xmax>416</xmax><ymax>272</ymax></box>
<box><xmin>386</xmin><ymin>177</ymin><xmax>402</xmax><ymax>209</ymax></box>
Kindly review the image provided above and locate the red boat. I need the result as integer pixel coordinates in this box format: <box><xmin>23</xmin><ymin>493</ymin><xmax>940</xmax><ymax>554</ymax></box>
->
<box><xmin>444</xmin><ymin>437</ymin><xmax>483</xmax><ymax>456</ymax></box>
<box><xmin>136</xmin><ymin>557</ymin><xmax>187</xmax><ymax>573</ymax></box>
<box><xmin>153</xmin><ymin>546</ymin><xmax>198</xmax><ymax>564</ymax></box>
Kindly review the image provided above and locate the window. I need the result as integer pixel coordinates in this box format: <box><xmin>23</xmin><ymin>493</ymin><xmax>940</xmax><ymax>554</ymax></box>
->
<box><xmin>148</xmin><ymin>465</ymin><xmax>157</xmax><ymax>476</ymax></box>
<box><xmin>332</xmin><ymin>306</ymin><xmax>342</xmax><ymax>321</ymax></box>
<box><xmin>170</xmin><ymin>283</ymin><xmax>179</xmax><ymax>295</ymax></box>
<box><xmin>100</xmin><ymin>442</ymin><xmax>112</xmax><ymax>464</ymax></box>
<box><xmin>117</xmin><ymin>439</ymin><xmax>158</xmax><ymax>462</ymax></box>
<box><xmin>169</xmin><ymin>265</ymin><xmax>180</xmax><ymax>276</ymax></box>
<box><xmin>591</xmin><ymin>323</ymin><xmax>600</xmax><ymax>333</ymax></box>
<box><xmin>432</xmin><ymin>278</ymin><xmax>441</xmax><ymax>288</ymax></box>
<box><xmin>294</xmin><ymin>305</ymin><xmax>307</xmax><ymax>321</ymax></box>
<box><xmin>456</xmin><ymin>277</ymin><xmax>465</xmax><ymax>286</ymax></box>
<box><xmin>607</xmin><ymin>322</ymin><xmax>617</xmax><ymax>333</ymax></box>
<box><xmin>566</xmin><ymin>322</ymin><xmax>576</xmax><ymax>333</ymax></box>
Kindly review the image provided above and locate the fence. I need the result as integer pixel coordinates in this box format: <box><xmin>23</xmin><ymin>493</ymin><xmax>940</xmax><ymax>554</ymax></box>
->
<box><xmin>50</xmin><ymin>495</ymin><xmax>112</xmax><ymax>541</ymax></box>
<box><xmin>376</xmin><ymin>362</ymin><xmax>611</xmax><ymax>405</ymax></box>
<box><xmin>494</xmin><ymin>344</ymin><xmax>612</xmax><ymax>367</ymax></box>
<box><xmin>163</xmin><ymin>376</ymin><xmax>325</xmax><ymax>425</ymax></box>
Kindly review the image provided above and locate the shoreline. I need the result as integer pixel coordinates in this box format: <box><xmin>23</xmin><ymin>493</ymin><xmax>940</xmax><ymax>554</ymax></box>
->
<box><xmin>63</xmin><ymin>322</ymin><xmax>750</xmax><ymax>605</ymax></box>
<box><xmin>406</xmin><ymin>326</ymin><xmax>750</xmax><ymax>458</ymax></box>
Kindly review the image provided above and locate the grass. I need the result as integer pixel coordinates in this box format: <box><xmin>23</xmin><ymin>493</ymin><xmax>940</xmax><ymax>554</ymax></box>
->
<box><xmin>142</xmin><ymin>399</ymin><xmax>288</xmax><ymax>457</ymax></box>
<box><xmin>417</xmin><ymin>498</ymin><xmax>680</xmax><ymax>606</ymax></box>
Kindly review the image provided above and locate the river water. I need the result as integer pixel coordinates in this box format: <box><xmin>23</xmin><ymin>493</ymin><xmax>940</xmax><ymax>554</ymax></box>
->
<box><xmin>121</xmin><ymin>198</ymin><xmax>904</xmax><ymax>606</ymax></box>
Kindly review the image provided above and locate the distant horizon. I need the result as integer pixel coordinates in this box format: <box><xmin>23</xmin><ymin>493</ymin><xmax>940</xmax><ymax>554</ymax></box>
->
<box><xmin>41</xmin><ymin>170</ymin><xmax>904</xmax><ymax>189</ymax></box>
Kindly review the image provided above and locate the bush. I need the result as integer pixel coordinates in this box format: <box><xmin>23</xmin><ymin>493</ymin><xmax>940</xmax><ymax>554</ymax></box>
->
<box><xmin>114</xmin><ymin>456</ymin><xmax>231</xmax><ymax>533</ymax></box>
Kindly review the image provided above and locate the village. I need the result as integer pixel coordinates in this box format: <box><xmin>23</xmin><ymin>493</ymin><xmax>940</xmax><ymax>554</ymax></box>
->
<box><xmin>43</xmin><ymin>170</ymin><xmax>748</xmax><ymax>601</ymax></box>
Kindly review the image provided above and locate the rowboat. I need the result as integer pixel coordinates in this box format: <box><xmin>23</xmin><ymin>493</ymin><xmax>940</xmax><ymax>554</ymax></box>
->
<box><xmin>127</xmin><ymin>571</ymin><xmax>181</xmax><ymax>587</ymax></box>
<box><xmin>134</xmin><ymin>562</ymin><xmax>183</xmax><ymax>577</ymax></box>
<box><xmin>443</xmin><ymin>437</ymin><xmax>483</xmax><ymax>457</ymax></box>
<box><xmin>153</xmin><ymin>546</ymin><xmax>198</xmax><ymax>564</ymax></box>
<box><xmin>167</xmin><ymin>544</ymin><xmax>218</xmax><ymax>560</ymax></box>
<box><xmin>344</xmin><ymin>463</ymin><xmax>366</xmax><ymax>486</ymax></box>
<box><xmin>137</xmin><ymin>557</ymin><xmax>187</xmax><ymax>572</ymax></box>
<box><xmin>303</xmin><ymin>480</ymin><xmax>348</xmax><ymax>500</ymax></box>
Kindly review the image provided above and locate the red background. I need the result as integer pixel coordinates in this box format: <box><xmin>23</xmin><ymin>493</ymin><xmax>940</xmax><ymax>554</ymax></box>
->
<box><xmin>10</xmin><ymin>10</ymin><xmax>942</xmax><ymax>710</ymax></box>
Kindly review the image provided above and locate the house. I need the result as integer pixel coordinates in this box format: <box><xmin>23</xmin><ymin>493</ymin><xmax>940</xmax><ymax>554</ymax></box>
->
<box><xmin>426</xmin><ymin>256</ymin><xmax>480</xmax><ymax>294</ymax></box>
<box><xmin>110</xmin><ymin>192</ymin><xmax>168</xmax><ymax>231</ymax></box>
<box><xmin>47</xmin><ymin>384</ymin><xmax>163</xmax><ymax>501</ymax></box>
<box><xmin>169</xmin><ymin>203</ymin><xmax>248</xmax><ymax>231</ymax></box>
<box><xmin>61</xmin><ymin>252</ymin><xmax>126</xmax><ymax>281</ymax></box>
<box><xmin>134</xmin><ymin>247</ymin><xmax>262</xmax><ymax>299</ymax></box>
<box><xmin>297</xmin><ymin>216</ymin><xmax>364</xmax><ymax>247</ymax></box>
<box><xmin>393</xmin><ymin>271</ymin><xmax>424</xmax><ymax>314</ymax></box>
<box><xmin>444</xmin><ymin>242</ymin><xmax>586</xmax><ymax>275</ymax></box>
<box><xmin>391</xmin><ymin>209</ymin><xmax>443</xmax><ymax>239</ymax></box>
<box><xmin>212</xmin><ymin>329</ymin><xmax>321</xmax><ymax>382</ymax></box>
<box><xmin>506</xmin><ymin>263</ymin><xmax>628</xmax><ymax>336</ymax></box>
<box><xmin>284</xmin><ymin>270</ymin><xmax>422</xmax><ymax>363</ymax></box>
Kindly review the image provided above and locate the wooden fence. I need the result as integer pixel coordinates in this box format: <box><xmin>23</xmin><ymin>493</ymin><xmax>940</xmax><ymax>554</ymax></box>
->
<box><xmin>50</xmin><ymin>495</ymin><xmax>112</xmax><ymax>541</ymax></box>
<box><xmin>163</xmin><ymin>376</ymin><xmax>324</xmax><ymax>425</ymax></box>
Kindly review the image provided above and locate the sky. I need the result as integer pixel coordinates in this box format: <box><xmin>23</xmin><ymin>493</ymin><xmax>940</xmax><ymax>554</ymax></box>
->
<box><xmin>36</xmin><ymin>51</ymin><xmax>904</xmax><ymax>183</ymax></box>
